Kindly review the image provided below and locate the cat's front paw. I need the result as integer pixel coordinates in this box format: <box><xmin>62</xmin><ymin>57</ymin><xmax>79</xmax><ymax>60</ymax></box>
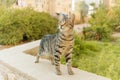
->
<box><xmin>56</xmin><ymin>71</ymin><xmax>62</xmax><ymax>75</ymax></box>
<box><xmin>68</xmin><ymin>70</ymin><xmax>74</xmax><ymax>75</ymax></box>
<box><xmin>34</xmin><ymin>60</ymin><xmax>39</xmax><ymax>63</ymax></box>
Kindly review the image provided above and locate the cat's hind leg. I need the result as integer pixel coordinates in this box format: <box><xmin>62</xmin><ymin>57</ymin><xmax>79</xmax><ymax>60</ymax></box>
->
<box><xmin>49</xmin><ymin>55</ymin><xmax>54</xmax><ymax>65</ymax></box>
<box><xmin>35</xmin><ymin>48</ymin><xmax>42</xmax><ymax>63</ymax></box>
<box><xmin>35</xmin><ymin>54</ymin><xmax>40</xmax><ymax>63</ymax></box>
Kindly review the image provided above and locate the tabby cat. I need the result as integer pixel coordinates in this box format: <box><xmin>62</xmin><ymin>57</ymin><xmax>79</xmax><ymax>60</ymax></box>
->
<box><xmin>35</xmin><ymin>13</ymin><xmax>75</xmax><ymax>75</ymax></box>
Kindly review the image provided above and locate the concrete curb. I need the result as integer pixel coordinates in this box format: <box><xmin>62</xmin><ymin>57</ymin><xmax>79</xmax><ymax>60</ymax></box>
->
<box><xmin>0</xmin><ymin>40</ymin><xmax>111</xmax><ymax>80</ymax></box>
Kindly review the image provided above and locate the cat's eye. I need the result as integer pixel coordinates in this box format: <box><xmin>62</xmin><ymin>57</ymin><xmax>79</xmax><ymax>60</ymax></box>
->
<box><xmin>61</xmin><ymin>26</ymin><xmax>63</xmax><ymax>29</ymax></box>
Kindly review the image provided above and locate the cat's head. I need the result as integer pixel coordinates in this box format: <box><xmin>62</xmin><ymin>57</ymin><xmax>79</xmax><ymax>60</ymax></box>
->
<box><xmin>56</xmin><ymin>13</ymin><xmax>75</xmax><ymax>32</ymax></box>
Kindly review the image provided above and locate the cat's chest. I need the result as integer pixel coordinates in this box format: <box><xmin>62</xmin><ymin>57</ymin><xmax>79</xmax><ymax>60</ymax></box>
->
<box><xmin>56</xmin><ymin>42</ymin><xmax>73</xmax><ymax>54</ymax></box>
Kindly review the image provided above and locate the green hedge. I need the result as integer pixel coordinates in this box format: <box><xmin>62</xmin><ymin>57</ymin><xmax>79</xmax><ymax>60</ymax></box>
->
<box><xmin>83</xmin><ymin>5</ymin><xmax>112</xmax><ymax>41</ymax></box>
<box><xmin>83</xmin><ymin>26</ymin><xmax>112</xmax><ymax>41</ymax></box>
<box><xmin>107</xmin><ymin>6</ymin><xmax>120</xmax><ymax>31</ymax></box>
<box><xmin>0</xmin><ymin>0</ymin><xmax>17</xmax><ymax>6</ymax></box>
<box><xmin>71</xmin><ymin>35</ymin><xmax>101</xmax><ymax>67</ymax></box>
<box><xmin>0</xmin><ymin>7</ymin><xmax>58</xmax><ymax>45</ymax></box>
<box><xmin>84</xmin><ymin>5</ymin><xmax>120</xmax><ymax>41</ymax></box>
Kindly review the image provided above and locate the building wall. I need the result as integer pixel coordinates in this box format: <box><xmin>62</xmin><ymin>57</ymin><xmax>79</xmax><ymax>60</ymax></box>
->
<box><xmin>35</xmin><ymin>0</ymin><xmax>49</xmax><ymax>12</ymax></box>
<box><xmin>55</xmin><ymin>0</ymin><xmax>72</xmax><ymax>14</ymax></box>
<box><xmin>17</xmin><ymin>0</ymin><xmax>72</xmax><ymax>15</ymax></box>
<box><xmin>17</xmin><ymin>0</ymin><xmax>27</xmax><ymax>7</ymax></box>
<box><xmin>106</xmin><ymin>0</ymin><xmax>116</xmax><ymax>8</ymax></box>
<box><xmin>17</xmin><ymin>0</ymin><xmax>49</xmax><ymax>12</ymax></box>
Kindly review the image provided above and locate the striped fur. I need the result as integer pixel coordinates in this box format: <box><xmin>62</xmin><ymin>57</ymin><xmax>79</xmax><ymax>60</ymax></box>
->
<box><xmin>35</xmin><ymin>13</ymin><xmax>75</xmax><ymax>75</ymax></box>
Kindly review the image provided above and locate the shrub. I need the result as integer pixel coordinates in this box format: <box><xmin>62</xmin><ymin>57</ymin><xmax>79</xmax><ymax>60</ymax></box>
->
<box><xmin>73</xmin><ymin>35</ymin><xmax>101</xmax><ymax>54</ymax></box>
<box><xmin>72</xmin><ymin>35</ymin><xmax>101</xmax><ymax>67</ymax></box>
<box><xmin>107</xmin><ymin>6</ymin><xmax>120</xmax><ymax>31</ymax></box>
<box><xmin>89</xmin><ymin>4</ymin><xmax>120</xmax><ymax>32</ymax></box>
<box><xmin>83</xmin><ymin>27</ymin><xmax>95</xmax><ymax>40</ymax></box>
<box><xmin>89</xmin><ymin>4</ymin><xmax>109</xmax><ymax>26</ymax></box>
<box><xmin>0</xmin><ymin>0</ymin><xmax>17</xmax><ymax>6</ymax></box>
<box><xmin>83</xmin><ymin>26</ymin><xmax>112</xmax><ymax>41</ymax></box>
<box><xmin>83</xmin><ymin>5</ymin><xmax>112</xmax><ymax>41</ymax></box>
<box><xmin>75</xmin><ymin>1</ymin><xmax>89</xmax><ymax>23</ymax></box>
<box><xmin>0</xmin><ymin>7</ymin><xmax>58</xmax><ymax>45</ymax></box>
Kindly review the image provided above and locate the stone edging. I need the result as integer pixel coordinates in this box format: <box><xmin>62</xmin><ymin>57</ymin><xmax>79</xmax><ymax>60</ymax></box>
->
<box><xmin>0</xmin><ymin>60</ymin><xmax>37</xmax><ymax>80</ymax></box>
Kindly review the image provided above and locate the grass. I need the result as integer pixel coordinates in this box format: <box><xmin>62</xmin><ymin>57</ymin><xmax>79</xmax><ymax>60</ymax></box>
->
<box><xmin>80</xmin><ymin>43</ymin><xmax>120</xmax><ymax>80</ymax></box>
<box><xmin>72</xmin><ymin>38</ymin><xmax>120</xmax><ymax>80</ymax></box>
<box><xmin>24</xmin><ymin>38</ymin><xmax>120</xmax><ymax>80</ymax></box>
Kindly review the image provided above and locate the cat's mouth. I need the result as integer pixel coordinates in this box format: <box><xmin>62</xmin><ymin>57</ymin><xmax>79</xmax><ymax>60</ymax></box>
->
<box><xmin>58</xmin><ymin>25</ymin><xmax>63</xmax><ymax>31</ymax></box>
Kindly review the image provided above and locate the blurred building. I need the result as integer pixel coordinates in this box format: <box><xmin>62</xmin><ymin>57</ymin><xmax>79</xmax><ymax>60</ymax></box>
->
<box><xmin>103</xmin><ymin>0</ymin><xmax>116</xmax><ymax>8</ymax></box>
<box><xmin>73</xmin><ymin>0</ymin><xmax>117</xmax><ymax>23</ymax></box>
<box><xmin>17</xmin><ymin>0</ymin><xmax>72</xmax><ymax>15</ymax></box>
<box><xmin>16</xmin><ymin>0</ymin><xmax>117</xmax><ymax>24</ymax></box>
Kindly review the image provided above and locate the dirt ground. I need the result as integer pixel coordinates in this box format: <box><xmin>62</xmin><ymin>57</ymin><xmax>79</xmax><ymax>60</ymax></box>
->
<box><xmin>24</xmin><ymin>46</ymin><xmax>39</xmax><ymax>56</ymax></box>
<box><xmin>0</xmin><ymin>45</ymin><xmax>12</xmax><ymax>50</ymax></box>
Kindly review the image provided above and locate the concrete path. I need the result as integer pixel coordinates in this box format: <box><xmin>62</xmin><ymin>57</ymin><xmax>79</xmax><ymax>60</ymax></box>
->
<box><xmin>112</xmin><ymin>32</ymin><xmax>120</xmax><ymax>38</ymax></box>
<box><xmin>0</xmin><ymin>40</ymin><xmax>111</xmax><ymax>80</ymax></box>
<box><xmin>74</xmin><ymin>24</ymin><xmax>90</xmax><ymax>33</ymax></box>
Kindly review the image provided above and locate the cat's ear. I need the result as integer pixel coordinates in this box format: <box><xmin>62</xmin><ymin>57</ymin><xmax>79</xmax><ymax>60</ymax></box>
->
<box><xmin>68</xmin><ymin>12</ymin><xmax>75</xmax><ymax>26</ymax></box>
<box><xmin>55</xmin><ymin>13</ymin><xmax>60</xmax><ymax>19</ymax></box>
<box><xmin>72</xmin><ymin>14</ymin><xmax>75</xmax><ymax>25</ymax></box>
<box><xmin>55</xmin><ymin>13</ymin><xmax>61</xmax><ymax>20</ymax></box>
<box><xmin>55</xmin><ymin>13</ymin><xmax>64</xmax><ymax>25</ymax></box>
<box><xmin>70</xmin><ymin>13</ymin><xmax>75</xmax><ymax>26</ymax></box>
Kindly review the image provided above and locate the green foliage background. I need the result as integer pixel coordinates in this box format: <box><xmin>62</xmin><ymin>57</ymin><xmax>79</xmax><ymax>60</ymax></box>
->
<box><xmin>83</xmin><ymin>4</ymin><xmax>120</xmax><ymax>41</ymax></box>
<box><xmin>73</xmin><ymin>36</ymin><xmax>120</xmax><ymax>80</ymax></box>
<box><xmin>0</xmin><ymin>1</ymin><xmax>120</xmax><ymax>80</ymax></box>
<box><xmin>0</xmin><ymin>0</ymin><xmax>17</xmax><ymax>6</ymax></box>
<box><xmin>61</xmin><ymin>35</ymin><xmax>120</xmax><ymax>80</ymax></box>
<box><xmin>0</xmin><ymin>7</ymin><xmax>58</xmax><ymax>45</ymax></box>
<box><xmin>76</xmin><ymin>1</ymin><xmax>89</xmax><ymax>23</ymax></box>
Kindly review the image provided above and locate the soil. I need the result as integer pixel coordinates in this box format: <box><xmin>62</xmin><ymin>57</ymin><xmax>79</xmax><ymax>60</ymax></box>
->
<box><xmin>0</xmin><ymin>45</ymin><xmax>12</xmax><ymax>50</ymax></box>
<box><xmin>24</xmin><ymin>46</ymin><xmax>39</xmax><ymax>56</ymax></box>
<box><xmin>24</xmin><ymin>46</ymin><xmax>50</xmax><ymax>60</ymax></box>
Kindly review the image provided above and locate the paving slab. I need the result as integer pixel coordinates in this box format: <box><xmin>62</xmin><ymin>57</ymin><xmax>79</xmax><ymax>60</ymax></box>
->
<box><xmin>0</xmin><ymin>40</ymin><xmax>111</xmax><ymax>80</ymax></box>
<box><xmin>112</xmin><ymin>32</ymin><xmax>120</xmax><ymax>37</ymax></box>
